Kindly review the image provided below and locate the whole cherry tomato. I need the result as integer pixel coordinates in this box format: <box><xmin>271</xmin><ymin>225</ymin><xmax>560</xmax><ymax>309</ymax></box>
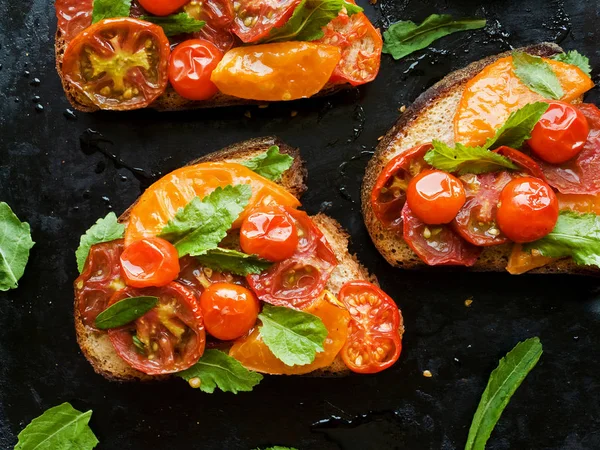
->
<box><xmin>137</xmin><ymin>0</ymin><xmax>188</xmax><ymax>16</ymax></box>
<box><xmin>406</xmin><ymin>170</ymin><xmax>466</xmax><ymax>225</ymax></box>
<box><xmin>120</xmin><ymin>237</ymin><xmax>180</xmax><ymax>288</ymax></box>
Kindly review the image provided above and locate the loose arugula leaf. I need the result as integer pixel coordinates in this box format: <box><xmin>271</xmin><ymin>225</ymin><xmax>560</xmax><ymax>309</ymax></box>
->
<box><xmin>160</xmin><ymin>185</ymin><xmax>252</xmax><ymax>257</ymax></box>
<box><xmin>141</xmin><ymin>13</ymin><xmax>205</xmax><ymax>36</ymax></box>
<box><xmin>258</xmin><ymin>305</ymin><xmax>328</xmax><ymax>366</ymax></box>
<box><xmin>241</xmin><ymin>146</ymin><xmax>294</xmax><ymax>181</ymax></box>
<box><xmin>92</xmin><ymin>0</ymin><xmax>132</xmax><ymax>23</ymax></box>
<box><xmin>0</xmin><ymin>202</ymin><xmax>34</xmax><ymax>292</ymax></box>
<box><xmin>266</xmin><ymin>0</ymin><xmax>362</xmax><ymax>43</ymax></box>
<box><xmin>94</xmin><ymin>296</ymin><xmax>158</xmax><ymax>330</ymax></box>
<box><xmin>424</xmin><ymin>140</ymin><xmax>518</xmax><ymax>175</ymax></box>
<box><xmin>465</xmin><ymin>337</ymin><xmax>542</xmax><ymax>450</ymax></box>
<box><xmin>552</xmin><ymin>50</ymin><xmax>591</xmax><ymax>77</ymax></box>
<box><xmin>76</xmin><ymin>212</ymin><xmax>125</xmax><ymax>273</ymax></box>
<box><xmin>383</xmin><ymin>14</ymin><xmax>486</xmax><ymax>60</ymax></box>
<box><xmin>512</xmin><ymin>52</ymin><xmax>564</xmax><ymax>100</ymax></box>
<box><xmin>15</xmin><ymin>402</ymin><xmax>98</xmax><ymax>450</ymax></box>
<box><xmin>178</xmin><ymin>349</ymin><xmax>263</xmax><ymax>393</ymax></box>
<box><xmin>484</xmin><ymin>102</ymin><xmax>549</xmax><ymax>150</ymax></box>
<box><xmin>196</xmin><ymin>248</ymin><xmax>272</xmax><ymax>276</ymax></box>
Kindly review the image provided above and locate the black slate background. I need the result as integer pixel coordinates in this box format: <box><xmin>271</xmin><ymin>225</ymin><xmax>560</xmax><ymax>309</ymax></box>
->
<box><xmin>1</xmin><ymin>0</ymin><xmax>600</xmax><ymax>449</ymax></box>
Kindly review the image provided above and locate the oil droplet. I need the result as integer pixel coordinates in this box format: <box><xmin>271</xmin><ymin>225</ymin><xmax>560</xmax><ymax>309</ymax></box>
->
<box><xmin>64</xmin><ymin>108</ymin><xmax>77</xmax><ymax>120</ymax></box>
<box><xmin>35</xmin><ymin>103</ymin><xmax>44</xmax><ymax>112</ymax></box>
<box><xmin>30</xmin><ymin>78</ymin><xmax>41</xmax><ymax>86</ymax></box>
<box><xmin>31</xmin><ymin>95</ymin><xmax>41</xmax><ymax>103</ymax></box>
<box><xmin>23</xmin><ymin>70</ymin><xmax>30</xmax><ymax>77</ymax></box>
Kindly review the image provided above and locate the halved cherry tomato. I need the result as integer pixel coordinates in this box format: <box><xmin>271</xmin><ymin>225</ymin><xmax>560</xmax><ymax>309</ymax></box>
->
<box><xmin>75</xmin><ymin>240</ymin><xmax>125</xmax><ymax>328</ymax></box>
<box><xmin>120</xmin><ymin>237</ymin><xmax>180</xmax><ymax>288</ymax></box>
<box><xmin>137</xmin><ymin>0</ymin><xmax>188</xmax><ymax>16</ymax></box>
<box><xmin>184</xmin><ymin>0</ymin><xmax>236</xmax><ymax>52</ymax></box>
<box><xmin>528</xmin><ymin>102</ymin><xmax>590</xmax><ymax>164</ymax></box>
<box><xmin>178</xmin><ymin>256</ymin><xmax>245</xmax><ymax>291</ymax></box>
<box><xmin>493</xmin><ymin>146</ymin><xmax>547</xmax><ymax>181</ymax></box>
<box><xmin>339</xmin><ymin>281</ymin><xmax>402</xmax><ymax>374</ymax></box>
<box><xmin>108</xmin><ymin>282</ymin><xmax>205</xmax><ymax>375</ymax></box>
<box><xmin>55</xmin><ymin>0</ymin><xmax>93</xmax><ymax>43</ymax></box>
<box><xmin>210</xmin><ymin>42</ymin><xmax>342</xmax><ymax>101</ymax></box>
<box><xmin>200</xmin><ymin>283</ymin><xmax>259</xmax><ymax>340</ymax></box>
<box><xmin>406</xmin><ymin>169</ymin><xmax>466</xmax><ymax>225</ymax></box>
<box><xmin>240</xmin><ymin>205</ymin><xmax>299</xmax><ymax>262</ymax></box>
<box><xmin>497</xmin><ymin>177</ymin><xmax>559</xmax><ymax>243</ymax></box>
<box><xmin>169</xmin><ymin>39</ymin><xmax>223</xmax><ymax>101</ymax></box>
<box><xmin>232</xmin><ymin>0</ymin><xmax>300</xmax><ymax>43</ymax></box>
<box><xmin>62</xmin><ymin>18</ymin><xmax>171</xmax><ymax>110</ymax></box>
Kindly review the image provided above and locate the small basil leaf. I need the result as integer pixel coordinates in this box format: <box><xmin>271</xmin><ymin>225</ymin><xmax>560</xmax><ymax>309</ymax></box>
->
<box><xmin>95</xmin><ymin>296</ymin><xmax>158</xmax><ymax>330</ymax></box>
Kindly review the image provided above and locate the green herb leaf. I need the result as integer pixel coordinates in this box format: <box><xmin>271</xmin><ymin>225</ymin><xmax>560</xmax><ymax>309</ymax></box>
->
<box><xmin>0</xmin><ymin>202</ymin><xmax>34</xmax><ymax>292</ymax></box>
<box><xmin>465</xmin><ymin>337</ymin><xmax>542</xmax><ymax>450</ymax></box>
<box><xmin>258</xmin><ymin>305</ymin><xmax>328</xmax><ymax>366</ymax></box>
<box><xmin>484</xmin><ymin>102</ymin><xmax>550</xmax><ymax>150</ymax></box>
<box><xmin>196</xmin><ymin>248</ymin><xmax>272</xmax><ymax>276</ymax></box>
<box><xmin>383</xmin><ymin>14</ymin><xmax>486</xmax><ymax>60</ymax></box>
<box><xmin>94</xmin><ymin>296</ymin><xmax>158</xmax><ymax>330</ymax></box>
<box><xmin>15</xmin><ymin>402</ymin><xmax>98</xmax><ymax>450</ymax></box>
<box><xmin>552</xmin><ymin>50</ymin><xmax>591</xmax><ymax>77</ymax></box>
<box><xmin>512</xmin><ymin>52</ymin><xmax>564</xmax><ymax>100</ymax></box>
<box><xmin>266</xmin><ymin>0</ymin><xmax>362</xmax><ymax>43</ymax></box>
<box><xmin>241</xmin><ymin>146</ymin><xmax>295</xmax><ymax>181</ymax></box>
<box><xmin>141</xmin><ymin>13</ymin><xmax>205</xmax><ymax>36</ymax></box>
<box><xmin>92</xmin><ymin>0</ymin><xmax>132</xmax><ymax>23</ymax></box>
<box><xmin>424</xmin><ymin>140</ymin><xmax>518</xmax><ymax>175</ymax></box>
<box><xmin>178</xmin><ymin>349</ymin><xmax>263</xmax><ymax>393</ymax></box>
<box><xmin>76</xmin><ymin>212</ymin><xmax>124</xmax><ymax>273</ymax></box>
<box><xmin>160</xmin><ymin>185</ymin><xmax>252</xmax><ymax>257</ymax></box>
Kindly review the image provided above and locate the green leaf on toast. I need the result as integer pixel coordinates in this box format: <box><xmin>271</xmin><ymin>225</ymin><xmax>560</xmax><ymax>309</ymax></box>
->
<box><xmin>552</xmin><ymin>50</ymin><xmax>591</xmax><ymax>77</ymax></box>
<box><xmin>241</xmin><ymin>146</ymin><xmax>294</xmax><ymax>181</ymax></box>
<box><xmin>76</xmin><ymin>212</ymin><xmax>124</xmax><ymax>273</ymax></box>
<box><xmin>94</xmin><ymin>296</ymin><xmax>158</xmax><ymax>330</ymax></box>
<box><xmin>512</xmin><ymin>52</ymin><xmax>564</xmax><ymax>100</ymax></box>
<box><xmin>0</xmin><ymin>202</ymin><xmax>34</xmax><ymax>291</ymax></box>
<box><xmin>92</xmin><ymin>0</ymin><xmax>132</xmax><ymax>23</ymax></box>
<box><xmin>484</xmin><ymin>102</ymin><xmax>549</xmax><ymax>150</ymax></box>
<box><xmin>424</xmin><ymin>140</ymin><xmax>518</xmax><ymax>175</ymax></box>
<box><xmin>196</xmin><ymin>248</ymin><xmax>272</xmax><ymax>276</ymax></box>
<box><xmin>141</xmin><ymin>13</ymin><xmax>205</xmax><ymax>36</ymax></box>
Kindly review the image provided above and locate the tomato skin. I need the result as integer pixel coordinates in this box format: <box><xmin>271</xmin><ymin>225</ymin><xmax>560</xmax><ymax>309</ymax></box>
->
<box><xmin>184</xmin><ymin>0</ymin><xmax>236</xmax><ymax>52</ymax></box>
<box><xmin>120</xmin><ymin>237</ymin><xmax>180</xmax><ymax>288</ymax></box>
<box><xmin>493</xmin><ymin>146</ymin><xmax>547</xmax><ymax>181</ymax></box>
<box><xmin>232</xmin><ymin>0</ymin><xmax>301</xmax><ymax>43</ymax></box>
<box><xmin>55</xmin><ymin>0</ymin><xmax>93</xmax><ymax>43</ymax></box>
<box><xmin>169</xmin><ymin>39</ymin><xmax>223</xmax><ymax>101</ymax></box>
<box><xmin>240</xmin><ymin>206</ymin><xmax>299</xmax><ymax>262</ymax></box>
<box><xmin>497</xmin><ymin>177</ymin><xmax>559</xmax><ymax>243</ymax></box>
<box><xmin>406</xmin><ymin>170</ymin><xmax>466</xmax><ymax>225</ymax></box>
<box><xmin>137</xmin><ymin>0</ymin><xmax>188</xmax><ymax>16</ymax></box>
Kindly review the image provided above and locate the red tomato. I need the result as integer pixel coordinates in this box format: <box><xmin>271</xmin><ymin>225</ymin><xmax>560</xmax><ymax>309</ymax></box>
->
<box><xmin>169</xmin><ymin>39</ymin><xmax>223</xmax><ymax>101</ymax></box>
<box><xmin>200</xmin><ymin>283</ymin><xmax>259</xmax><ymax>340</ymax></box>
<box><xmin>108</xmin><ymin>282</ymin><xmax>205</xmax><ymax>375</ymax></box>
<box><xmin>406</xmin><ymin>170</ymin><xmax>466</xmax><ymax>225</ymax></box>
<box><xmin>232</xmin><ymin>0</ymin><xmax>301</xmax><ymax>43</ymax></box>
<box><xmin>55</xmin><ymin>0</ymin><xmax>93</xmax><ymax>43</ymax></box>
<box><xmin>493</xmin><ymin>146</ymin><xmax>547</xmax><ymax>181</ymax></box>
<box><xmin>178</xmin><ymin>256</ymin><xmax>245</xmax><ymax>292</ymax></box>
<box><xmin>528</xmin><ymin>102</ymin><xmax>590</xmax><ymax>164</ymax></box>
<box><xmin>240</xmin><ymin>205</ymin><xmax>299</xmax><ymax>262</ymax></box>
<box><xmin>120</xmin><ymin>237</ymin><xmax>180</xmax><ymax>288</ymax></box>
<box><xmin>184</xmin><ymin>0</ymin><xmax>236</xmax><ymax>52</ymax></box>
<box><xmin>497</xmin><ymin>177</ymin><xmax>559</xmax><ymax>243</ymax></box>
<box><xmin>137</xmin><ymin>0</ymin><xmax>188</xmax><ymax>16</ymax></box>
<box><xmin>339</xmin><ymin>281</ymin><xmax>402</xmax><ymax>374</ymax></box>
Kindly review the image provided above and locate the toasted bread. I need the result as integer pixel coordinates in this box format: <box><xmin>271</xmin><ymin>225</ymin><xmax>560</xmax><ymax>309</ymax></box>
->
<box><xmin>362</xmin><ymin>42</ymin><xmax>598</xmax><ymax>276</ymax></box>
<box><xmin>76</xmin><ymin>137</ymin><xmax>379</xmax><ymax>381</ymax></box>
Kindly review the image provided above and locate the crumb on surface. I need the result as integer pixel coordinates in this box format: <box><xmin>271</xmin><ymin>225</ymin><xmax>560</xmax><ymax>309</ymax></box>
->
<box><xmin>399</xmin><ymin>105</ymin><xmax>406</xmax><ymax>113</ymax></box>
<box><xmin>291</xmin><ymin>110</ymin><xmax>298</xmax><ymax>117</ymax></box>
<box><xmin>423</xmin><ymin>370</ymin><xmax>432</xmax><ymax>378</ymax></box>
<box><xmin>465</xmin><ymin>299</ymin><xmax>473</xmax><ymax>307</ymax></box>
<box><xmin>244</xmin><ymin>111</ymin><xmax>251</xmax><ymax>118</ymax></box>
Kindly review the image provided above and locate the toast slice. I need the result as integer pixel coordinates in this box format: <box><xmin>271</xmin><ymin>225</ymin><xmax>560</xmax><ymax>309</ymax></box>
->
<box><xmin>76</xmin><ymin>137</ymin><xmax>379</xmax><ymax>381</ymax></box>
<box><xmin>362</xmin><ymin>42</ymin><xmax>598</xmax><ymax>276</ymax></box>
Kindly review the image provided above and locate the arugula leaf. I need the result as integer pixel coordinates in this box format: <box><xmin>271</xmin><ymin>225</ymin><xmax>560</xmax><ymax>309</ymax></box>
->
<box><xmin>552</xmin><ymin>50</ymin><xmax>591</xmax><ymax>77</ymax></box>
<box><xmin>92</xmin><ymin>0</ymin><xmax>132</xmax><ymax>23</ymax></box>
<box><xmin>424</xmin><ymin>140</ymin><xmax>518</xmax><ymax>175</ymax></box>
<box><xmin>465</xmin><ymin>337</ymin><xmax>542</xmax><ymax>450</ymax></box>
<box><xmin>15</xmin><ymin>402</ymin><xmax>98</xmax><ymax>450</ymax></box>
<box><xmin>196</xmin><ymin>248</ymin><xmax>272</xmax><ymax>276</ymax></box>
<box><xmin>76</xmin><ymin>212</ymin><xmax>125</xmax><ymax>273</ymax></box>
<box><xmin>512</xmin><ymin>52</ymin><xmax>564</xmax><ymax>100</ymax></box>
<box><xmin>383</xmin><ymin>14</ymin><xmax>486</xmax><ymax>60</ymax></box>
<box><xmin>141</xmin><ymin>13</ymin><xmax>205</xmax><ymax>37</ymax></box>
<box><xmin>241</xmin><ymin>146</ymin><xmax>294</xmax><ymax>181</ymax></box>
<box><xmin>0</xmin><ymin>202</ymin><xmax>34</xmax><ymax>292</ymax></box>
<box><xmin>95</xmin><ymin>296</ymin><xmax>158</xmax><ymax>330</ymax></box>
<box><xmin>266</xmin><ymin>0</ymin><xmax>362</xmax><ymax>43</ymax></box>
<box><xmin>258</xmin><ymin>305</ymin><xmax>328</xmax><ymax>366</ymax></box>
<box><xmin>484</xmin><ymin>102</ymin><xmax>549</xmax><ymax>150</ymax></box>
<box><xmin>160</xmin><ymin>185</ymin><xmax>252</xmax><ymax>257</ymax></box>
<box><xmin>178</xmin><ymin>349</ymin><xmax>263</xmax><ymax>393</ymax></box>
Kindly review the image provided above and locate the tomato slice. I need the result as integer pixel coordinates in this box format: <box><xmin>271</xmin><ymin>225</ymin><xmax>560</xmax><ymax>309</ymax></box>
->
<box><xmin>62</xmin><ymin>18</ymin><xmax>170</xmax><ymax>110</ymax></box>
<box><xmin>339</xmin><ymin>281</ymin><xmax>402</xmax><ymax>374</ymax></box>
<box><xmin>124</xmin><ymin>161</ymin><xmax>300</xmax><ymax>245</ymax></box>
<box><xmin>108</xmin><ymin>282</ymin><xmax>206</xmax><ymax>375</ymax></box>
<box><xmin>493</xmin><ymin>146</ymin><xmax>547</xmax><ymax>181</ymax></box>
<box><xmin>184</xmin><ymin>0</ymin><xmax>236</xmax><ymax>52</ymax></box>
<box><xmin>120</xmin><ymin>237</ymin><xmax>180</xmax><ymax>288</ymax></box>
<box><xmin>232</xmin><ymin>0</ymin><xmax>301</xmax><ymax>43</ymax></box>
<box><xmin>229</xmin><ymin>290</ymin><xmax>350</xmax><ymax>374</ymax></box>
<box><xmin>506</xmin><ymin>243</ymin><xmax>556</xmax><ymax>275</ymax></box>
<box><xmin>55</xmin><ymin>0</ymin><xmax>93</xmax><ymax>43</ymax></box>
<box><xmin>75</xmin><ymin>240</ymin><xmax>125</xmax><ymax>328</ymax></box>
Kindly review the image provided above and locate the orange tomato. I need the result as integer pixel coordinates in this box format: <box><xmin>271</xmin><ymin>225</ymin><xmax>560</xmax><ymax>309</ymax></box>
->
<box><xmin>210</xmin><ymin>42</ymin><xmax>342</xmax><ymax>101</ymax></box>
<box><xmin>556</xmin><ymin>193</ymin><xmax>600</xmax><ymax>215</ymax></box>
<box><xmin>124</xmin><ymin>162</ymin><xmax>300</xmax><ymax>246</ymax></box>
<box><xmin>229</xmin><ymin>291</ymin><xmax>350</xmax><ymax>375</ymax></box>
<box><xmin>455</xmin><ymin>56</ymin><xmax>594</xmax><ymax>147</ymax></box>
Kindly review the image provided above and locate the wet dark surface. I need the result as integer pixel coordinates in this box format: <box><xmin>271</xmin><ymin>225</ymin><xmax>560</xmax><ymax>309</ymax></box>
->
<box><xmin>1</xmin><ymin>0</ymin><xmax>600</xmax><ymax>449</ymax></box>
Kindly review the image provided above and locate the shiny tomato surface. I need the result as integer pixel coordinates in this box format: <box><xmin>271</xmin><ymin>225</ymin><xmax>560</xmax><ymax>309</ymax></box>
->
<box><xmin>406</xmin><ymin>170</ymin><xmax>466</xmax><ymax>225</ymax></box>
<box><xmin>120</xmin><ymin>237</ymin><xmax>180</xmax><ymax>288</ymax></box>
<box><xmin>138</xmin><ymin>0</ymin><xmax>188</xmax><ymax>16</ymax></box>
<box><xmin>493</xmin><ymin>146</ymin><xmax>547</xmax><ymax>180</ymax></box>
<box><xmin>177</xmin><ymin>256</ymin><xmax>245</xmax><ymax>291</ymax></box>
<box><xmin>506</xmin><ymin>244</ymin><xmax>556</xmax><ymax>275</ymax></box>
<box><xmin>55</xmin><ymin>0</ymin><xmax>93</xmax><ymax>43</ymax></box>
<box><xmin>232</xmin><ymin>0</ymin><xmax>300</xmax><ymax>43</ymax></box>
<box><xmin>185</xmin><ymin>0</ymin><xmax>236</xmax><ymax>52</ymax></box>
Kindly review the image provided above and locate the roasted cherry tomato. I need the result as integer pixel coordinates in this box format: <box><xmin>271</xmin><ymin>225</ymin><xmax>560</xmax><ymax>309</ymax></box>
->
<box><xmin>200</xmin><ymin>283</ymin><xmax>259</xmax><ymax>340</ymax></box>
<box><xmin>211</xmin><ymin>42</ymin><xmax>342</xmax><ymax>101</ymax></box>
<box><xmin>240</xmin><ymin>205</ymin><xmax>299</xmax><ymax>262</ymax></box>
<box><xmin>137</xmin><ymin>0</ymin><xmax>188</xmax><ymax>16</ymax></box>
<box><xmin>493</xmin><ymin>146</ymin><xmax>547</xmax><ymax>180</ymax></box>
<box><xmin>406</xmin><ymin>170</ymin><xmax>466</xmax><ymax>225</ymax></box>
<box><xmin>497</xmin><ymin>177</ymin><xmax>559</xmax><ymax>243</ymax></box>
<box><xmin>62</xmin><ymin>18</ymin><xmax>170</xmax><ymax>110</ymax></box>
<box><xmin>528</xmin><ymin>102</ymin><xmax>590</xmax><ymax>164</ymax></box>
<box><xmin>178</xmin><ymin>256</ymin><xmax>245</xmax><ymax>291</ymax></box>
<box><xmin>184</xmin><ymin>0</ymin><xmax>236</xmax><ymax>52</ymax></box>
<box><xmin>108</xmin><ymin>282</ymin><xmax>205</xmax><ymax>375</ymax></box>
<box><xmin>169</xmin><ymin>39</ymin><xmax>223</xmax><ymax>101</ymax></box>
<box><xmin>232</xmin><ymin>0</ymin><xmax>300</xmax><ymax>43</ymax></box>
<box><xmin>120</xmin><ymin>237</ymin><xmax>180</xmax><ymax>288</ymax></box>
<box><xmin>55</xmin><ymin>0</ymin><xmax>93</xmax><ymax>43</ymax></box>
<box><xmin>339</xmin><ymin>281</ymin><xmax>402</xmax><ymax>374</ymax></box>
